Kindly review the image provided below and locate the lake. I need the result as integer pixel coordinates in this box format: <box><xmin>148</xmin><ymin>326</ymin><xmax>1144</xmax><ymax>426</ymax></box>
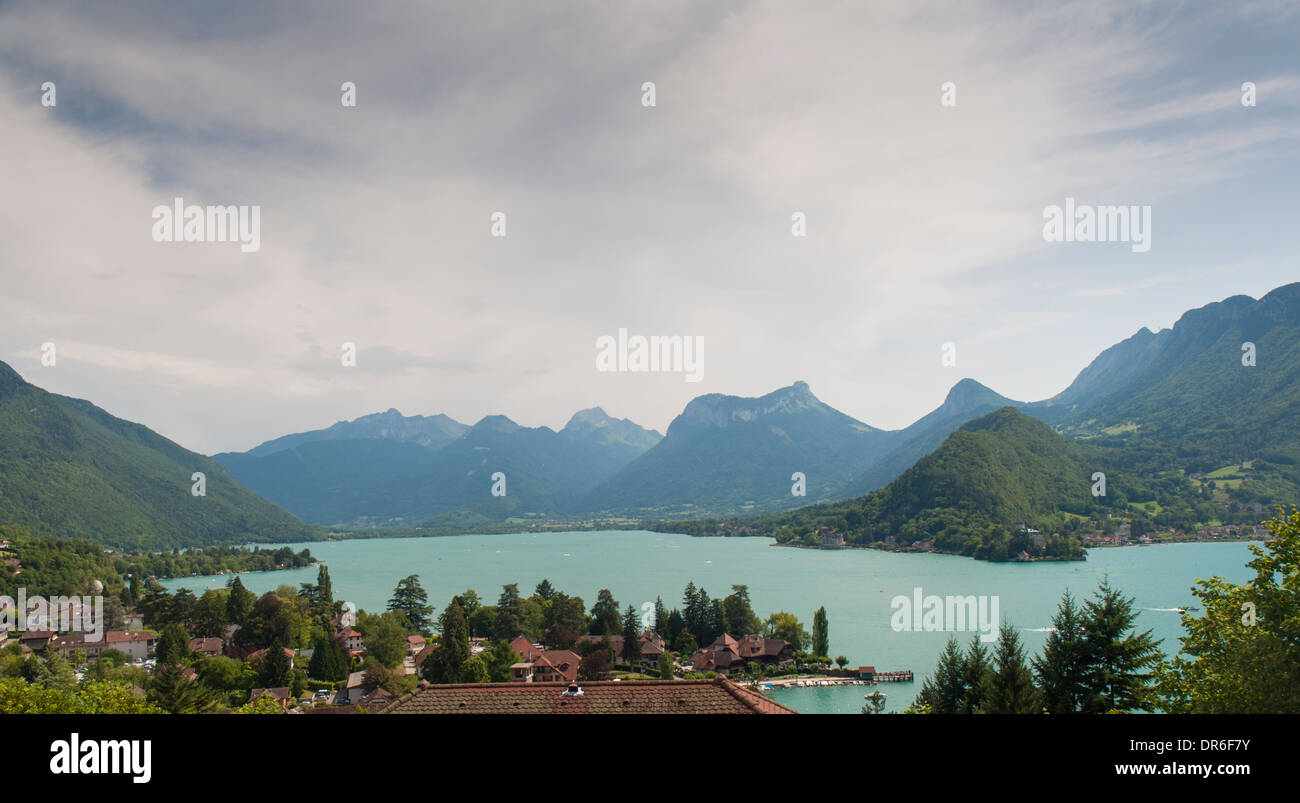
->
<box><xmin>161</xmin><ymin>532</ymin><xmax>1258</xmax><ymax>713</ymax></box>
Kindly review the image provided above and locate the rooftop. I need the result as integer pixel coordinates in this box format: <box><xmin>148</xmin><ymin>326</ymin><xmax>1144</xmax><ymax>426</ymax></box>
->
<box><xmin>380</xmin><ymin>677</ymin><xmax>797</xmax><ymax>715</ymax></box>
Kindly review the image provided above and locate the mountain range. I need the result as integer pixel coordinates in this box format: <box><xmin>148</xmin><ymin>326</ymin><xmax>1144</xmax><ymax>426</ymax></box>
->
<box><xmin>2</xmin><ymin>282</ymin><xmax>1297</xmax><ymax>545</ymax></box>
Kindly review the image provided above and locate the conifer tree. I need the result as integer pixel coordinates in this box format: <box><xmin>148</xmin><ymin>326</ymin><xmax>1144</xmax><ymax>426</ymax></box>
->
<box><xmin>811</xmin><ymin>606</ymin><xmax>829</xmax><ymax>658</ymax></box>
<box><xmin>1033</xmin><ymin>590</ymin><xmax>1091</xmax><ymax>713</ymax></box>
<box><xmin>388</xmin><ymin>574</ymin><xmax>433</xmax><ymax>632</ymax></box>
<box><xmin>913</xmin><ymin>637</ymin><xmax>967</xmax><ymax>714</ymax></box>
<box><xmin>1081</xmin><ymin>578</ymin><xmax>1162</xmax><ymax>712</ymax></box>
<box><xmin>620</xmin><ymin>605</ymin><xmax>642</xmax><ymax>666</ymax></box>
<box><xmin>149</xmin><ymin>662</ymin><xmax>219</xmax><ymax>714</ymax></box>
<box><xmin>980</xmin><ymin>623</ymin><xmax>1041</xmax><ymax>713</ymax></box>
<box><xmin>960</xmin><ymin>634</ymin><xmax>992</xmax><ymax>713</ymax></box>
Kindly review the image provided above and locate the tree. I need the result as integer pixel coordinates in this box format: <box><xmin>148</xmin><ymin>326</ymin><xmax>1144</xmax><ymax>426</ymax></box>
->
<box><xmin>652</xmin><ymin>596</ymin><xmax>668</xmax><ymax>636</ymax></box>
<box><xmin>300</xmin><ymin>565</ymin><xmax>334</xmax><ymax>617</ymax></box>
<box><xmin>959</xmin><ymin>635</ymin><xmax>992</xmax><ymax>714</ymax></box>
<box><xmin>308</xmin><ymin>634</ymin><xmax>349</xmax><ymax>682</ymax></box>
<box><xmin>722</xmin><ymin>586</ymin><xmax>760</xmax><ymax>636</ymax></box>
<box><xmin>1160</xmin><ymin>506</ymin><xmax>1300</xmax><ymax>713</ymax></box>
<box><xmin>149</xmin><ymin>662</ymin><xmax>219</xmax><ymax>714</ymax></box>
<box><xmin>762</xmin><ymin>612</ymin><xmax>808</xmax><ymax>652</ymax></box>
<box><xmin>579</xmin><ymin>649</ymin><xmax>611</xmax><ymax>681</ymax></box>
<box><xmin>258</xmin><ymin>640</ymin><xmax>293</xmax><ymax>688</ymax></box>
<box><xmin>458</xmin><ymin>655</ymin><xmax>490</xmax><ymax>684</ymax></box>
<box><xmin>811</xmin><ymin>606</ymin><xmax>829</xmax><ymax>659</ymax></box>
<box><xmin>589</xmin><ymin>589</ymin><xmax>621</xmax><ymax>636</ymax></box>
<box><xmin>192</xmin><ymin>589</ymin><xmax>229</xmax><ymax>639</ymax></box>
<box><xmin>360</xmin><ymin>610</ymin><xmax>412</xmax><ymax>670</ymax></box>
<box><xmin>494</xmin><ymin>583</ymin><xmax>526</xmax><ymax>641</ymax></box>
<box><xmin>1080</xmin><ymin>578</ymin><xmax>1162</xmax><ymax>713</ymax></box>
<box><xmin>422</xmin><ymin>597</ymin><xmax>470</xmax><ymax>684</ymax></box>
<box><xmin>657</xmin><ymin>651</ymin><xmax>674</xmax><ymax>680</ymax></box>
<box><xmin>1033</xmin><ymin>590</ymin><xmax>1091</xmax><ymax>714</ymax></box>
<box><xmin>913</xmin><ymin>637</ymin><xmax>968</xmax><ymax>714</ymax></box>
<box><xmin>979</xmin><ymin>623</ymin><xmax>1040</xmax><ymax>714</ymax></box>
<box><xmin>226</xmin><ymin>576</ymin><xmax>255</xmax><ymax>628</ymax></box>
<box><xmin>388</xmin><ymin>575</ymin><xmax>433</xmax><ymax>632</ymax></box>
<box><xmin>705</xmin><ymin>599</ymin><xmax>728</xmax><ymax>645</ymax></box>
<box><xmin>620</xmin><ymin>605</ymin><xmax>642</xmax><ymax>666</ymax></box>
<box><xmin>682</xmin><ymin>582</ymin><xmax>704</xmax><ymax>643</ymax></box>
<box><xmin>544</xmin><ymin>593</ymin><xmax>587</xmax><ymax>646</ymax></box>
<box><xmin>534</xmin><ymin>578</ymin><xmax>556</xmax><ymax>601</ymax></box>
<box><xmin>154</xmin><ymin>623</ymin><xmax>193</xmax><ymax>666</ymax></box>
<box><xmin>484</xmin><ymin>640</ymin><xmax>520</xmax><ymax>683</ymax></box>
<box><xmin>835</xmin><ymin>655</ymin><xmax>849</xmax><ymax>670</ymax></box>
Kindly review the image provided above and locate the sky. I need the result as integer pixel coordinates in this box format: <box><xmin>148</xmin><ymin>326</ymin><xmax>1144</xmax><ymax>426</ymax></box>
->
<box><xmin>2</xmin><ymin>0</ymin><xmax>1299</xmax><ymax>454</ymax></box>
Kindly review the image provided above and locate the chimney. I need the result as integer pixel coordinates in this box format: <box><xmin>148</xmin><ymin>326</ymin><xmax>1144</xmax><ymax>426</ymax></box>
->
<box><xmin>561</xmin><ymin>682</ymin><xmax>583</xmax><ymax>697</ymax></box>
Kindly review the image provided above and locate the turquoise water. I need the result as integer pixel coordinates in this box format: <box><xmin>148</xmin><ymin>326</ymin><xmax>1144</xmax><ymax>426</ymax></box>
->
<box><xmin>161</xmin><ymin>533</ymin><xmax>1258</xmax><ymax>713</ymax></box>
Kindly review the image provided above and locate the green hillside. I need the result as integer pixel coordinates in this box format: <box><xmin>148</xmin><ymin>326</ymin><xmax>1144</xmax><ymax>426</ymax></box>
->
<box><xmin>0</xmin><ymin>361</ymin><xmax>316</xmax><ymax>549</ymax></box>
<box><xmin>660</xmin><ymin>408</ymin><xmax>1108</xmax><ymax>561</ymax></box>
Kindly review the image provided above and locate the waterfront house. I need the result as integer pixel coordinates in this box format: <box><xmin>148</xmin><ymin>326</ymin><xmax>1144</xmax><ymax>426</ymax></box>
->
<box><xmin>691</xmin><ymin>633</ymin><xmax>793</xmax><ymax>674</ymax></box>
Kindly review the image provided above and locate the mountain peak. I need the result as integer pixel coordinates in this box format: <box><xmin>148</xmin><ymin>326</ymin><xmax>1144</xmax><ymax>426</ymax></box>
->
<box><xmin>472</xmin><ymin>414</ymin><xmax>521</xmax><ymax>433</ymax></box>
<box><xmin>942</xmin><ymin>378</ymin><xmax>1015</xmax><ymax>412</ymax></box>
<box><xmin>563</xmin><ymin>407</ymin><xmax>612</xmax><ymax>430</ymax></box>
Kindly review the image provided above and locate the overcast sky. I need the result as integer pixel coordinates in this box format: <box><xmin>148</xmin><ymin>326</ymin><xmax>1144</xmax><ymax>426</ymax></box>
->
<box><xmin>3</xmin><ymin>1</ymin><xmax>1299</xmax><ymax>454</ymax></box>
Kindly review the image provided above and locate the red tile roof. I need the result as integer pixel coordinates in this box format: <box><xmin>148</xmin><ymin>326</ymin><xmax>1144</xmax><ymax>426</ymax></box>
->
<box><xmin>379</xmin><ymin>678</ymin><xmax>797</xmax><ymax>714</ymax></box>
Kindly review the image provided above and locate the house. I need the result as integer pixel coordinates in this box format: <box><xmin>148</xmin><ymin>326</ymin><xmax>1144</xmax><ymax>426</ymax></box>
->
<box><xmin>247</xmin><ymin>646</ymin><xmax>296</xmax><ymax>669</ymax></box>
<box><xmin>19</xmin><ymin>630</ymin><xmax>56</xmax><ymax>650</ymax></box>
<box><xmin>378</xmin><ymin>677</ymin><xmax>797</xmax><ymax>714</ymax></box>
<box><xmin>406</xmin><ymin>635</ymin><xmax>426</xmax><ymax>655</ymax></box>
<box><xmin>336</xmin><ymin>628</ymin><xmax>364</xmax><ymax>654</ymax></box>
<box><xmin>509</xmin><ymin>649</ymin><xmax>581</xmax><ymax>683</ymax></box>
<box><xmin>858</xmin><ymin>666</ymin><xmax>876</xmax><ymax>681</ymax></box>
<box><xmin>356</xmin><ymin>687</ymin><xmax>396</xmax><ymax>711</ymax></box>
<box><xmin>510</xmin><ymin>635</ymin><xmax>543</xmax><ymax>662</ymax></box>
<box><xmin>692</xmin><ymin>634</ymin><xmax>793</xmax><ymax>674</ymax></box>
<box><xmin>189</xmin><ymin>637</ymin><xmax>224</xmax><ymax>657</ymax></box>
<box><xmin>51</xmin><ymin>630</ymin><xmax>156</xmax><ymax>662</ymax></box>
<box><xmin>818</xmin><ymin>526</ymin><xmax>846</xmax><ymax>549</ymax></box>
<box><xmin>574</xmin><ymin>631</ymin><xmax>664</xmax><ymax>668</ymax></box>
<box><xmin>413</xmin><ymin>642</ymin><xmax>435</xmax><ymax>672</ymax></box>
<box><xmin>249</xmin><ymin>687</ymin><xmax>293</xmax><ymax>710</ymax></box>
<box><xmin>338</xmin><ymin>671</ymin><xmax>368</xmax><ymax>704</ymax></box>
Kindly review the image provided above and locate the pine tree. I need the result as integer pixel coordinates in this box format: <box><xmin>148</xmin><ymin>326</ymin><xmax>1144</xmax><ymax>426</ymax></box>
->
<box><xmin>155</xmin><ymin>623</ymin><xmax>192</xmax><ymax>666</ymax></box>
<box><xmin>260</xmin><ymin>640</ymin><xmax>293</xmax><ymax>688</ymax></box>
<box><xmin>811</xmin><ymin>606</ymin><xmax>829</xmax><ymax>658</ymax></box>
<box><xmin>620</xmin><ymin>605</ymin><xmax>642</xmax><ymax>666</ymax></box>
<box><xmin>652</xmin><ymin>596</ymin><xmax>667</xmax><ymax>635</ymax></box>
<box><xmin>225</xmin><ymin>576</ymin><xmax>255</xmax><ymax>628</ymax></box>
<box><xmin>422</xmin><ymin>597</ymin><xmax>470</xmax><ymax>684</ymax></box>
<box><xmin>960</xmin><ymin>634</ymin><xmax>992</xmax><ymax>713</ymax></box>
<box><xmin>148</xmin><ymin>662</ymin><xmax>219</xmax><ymax>714</ymax></box>
<box><xmin>913</xmin><ymin>637</ymin><xmax>967</xmax><ymax>714</ymax></box>
<box><xmin>1081</xmin><ymin>578</ymin><xmax>1162</xmax><ymax>712</ymax></box>
<box><xmin>387</xmin><ymin>574</ymin><xmax>433</xmax><ymax>632</ymax></box>
<box><xmin>493</xmin><ymin>583</ymin><xmax>525</xmax><ymax>641</ymax></box>
<box><xmin>682</xmin><ymin>582</ymin><xmax>702</xmax><ymax>643</ymax></box>
<box><xmin>1033</xmin><ymin>590</ymin><xmax>1091</xmax><ymax>714</ymax></box>
<box><xmin>534</xmin><ymin>578</ymin><xmax>556</xmax><ymax>601</ymax></box>
<box><xmin>980</xmin><ymin>624</ymin><xmax>1040</xmax><ymax>713</ymax></box>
